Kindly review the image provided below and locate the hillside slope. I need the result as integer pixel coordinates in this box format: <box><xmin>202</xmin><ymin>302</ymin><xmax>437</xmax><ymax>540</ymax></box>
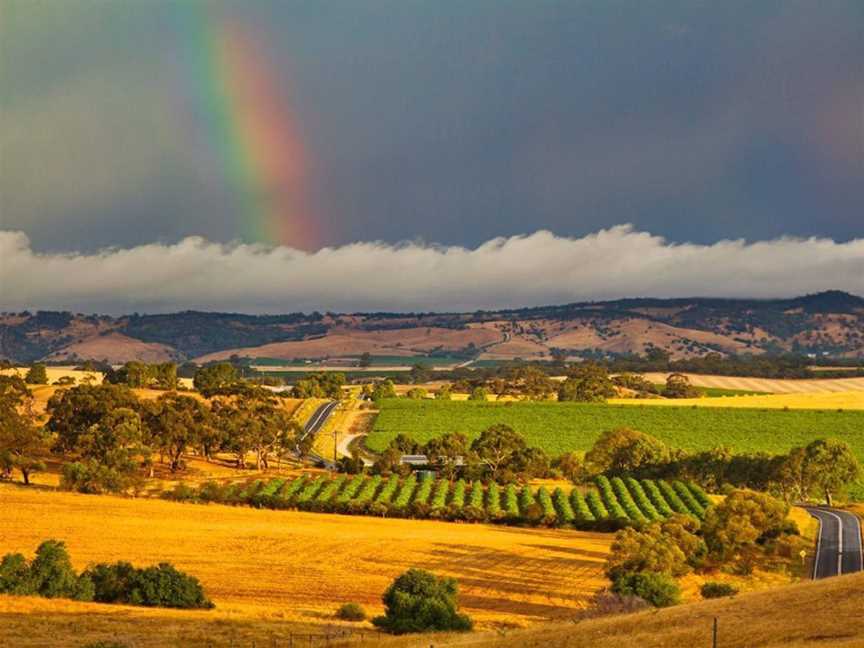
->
<box><xmin>363</xmin><ymin>571</ymin><xmax>864</xmax><ymax>648</ymax></box>
<box><xmin>2</xmin><ymin>291</ymin><xmax>862</xmax><ymax>363</ymax></box>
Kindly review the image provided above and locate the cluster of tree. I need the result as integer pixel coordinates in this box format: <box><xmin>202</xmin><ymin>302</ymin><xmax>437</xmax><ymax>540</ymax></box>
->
<box><xmin>0</xmin><ymin>376</ymin><xmax>47</xmax><ymax>485</ymax></box>
<box><xmin>372</xmin><ymin>569</ymin><xmax>472</xmax><ymax>634</ymax></box>
<box><xmin>24</xmin><ymin>363</ymin><xmax>48</xmax><ymax>385</ymax></box>
<box><xmin>104</xmin><ymin>362</ymin><xmax>178</xmax><ymax>390</ymax></box>
<box><xmin>0</xmin><ymin>540</ymin><xmax>212</xmax><ymax>609</ymax></box>
<box><xmin>605</xmin><ymin>488</ymin><xmax>804</xmax><ymax>607</ymax></box>
<box><xmin>573</xmin><ymin>427</ymin><xmax>862</xmax><ymax>506</ymax></box>
<box><xmin>372</xmin><ymin>424</ymin><xmax>550</xmax><ymax>483</ymax></box>
<box><xmin>557</xmin><ymin>363</ymin><xmax>617</xmax><ymax>402</ymax></box>
<box><xmin>1</xmin><ymin>382</ymin><xmax>309</xmax><ymax>493</ymax></box>
<box><xmin>361</xmin><ymin>379</ymin><xmax>398</xmax><ymax>402</ymax></box>
<box><xmin>451</xmin><ymin>366</ymin><xmax>557</xmax><ymax>401</ymax></box>
<box><xmin>291</xmin><ymin>372</ymin><xmax>345</xmax><ymax>399</ymax></box>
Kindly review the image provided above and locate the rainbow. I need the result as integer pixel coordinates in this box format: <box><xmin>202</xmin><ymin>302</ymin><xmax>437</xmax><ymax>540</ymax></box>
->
<box><xmin>182</xmin><ymin>5</ymin><xmax>320</xmax><ymax>249</ymax></box>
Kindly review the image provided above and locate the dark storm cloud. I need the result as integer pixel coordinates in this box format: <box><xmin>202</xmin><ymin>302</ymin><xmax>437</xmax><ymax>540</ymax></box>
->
<box><xmin>1</xmin><ymin>0</ymin><xmax>862</xmax><ymax>253</ymax></box>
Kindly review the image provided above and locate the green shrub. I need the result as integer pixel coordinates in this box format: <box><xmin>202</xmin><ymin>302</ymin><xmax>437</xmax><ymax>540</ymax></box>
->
<box><xmin>570</xmin><ymin>489</ymin><xmax>596</xmax><ymax>522</ymax></box>
<box><xmin>624</xmin><ymin>478</ymin><xmax>661</xmax><ymax>520</ymax></box>
<box><xmin>0</xmin><ymin>553</ymin><xmax>33</xmax><ymax>595</ymax></box>
<box><xmin>0</xmin><ymin>541</ymin><xmax>92</xmax><ymax>601</ymax></box>
<box><xmin>392</xmin><ymin>474</ymin><xmax>418</xmax><ymax>509</ymax></box>
<box><xmin>657</xmin><ymin>480</ymin><xmax>690</xmax><ymax>516</ymax></box>
<box><xmin>84</xmin><ymin>561</ymin><xmax>213</xmax><ymax>609</ymax></box>
<box><xmin>610</xmin><ymin>477</ymin><xmax>646</xmax><ymax>523</ymax></box>
<box><xmin>595</xmin><ymin>476</ymin><xmax>627</xmax><ymax>519</ymax></box>
<box><xmin>429</xmin><ymin>479</ymin><xmax>450</xmax><ymax>511</ymax></box>
<box><xmin>485</xmin><ymin>482</ymin><xmax>502</xmax><ymax>518</ymax></box>
<box><xmin>372</xmin><ymin>568</ymin><xmax>472</xmax><ymax>634</ymax></box>
<box><xmin>585</xmin><ymin>490</ymin><xmax>608</xmax><ymax>519</ymax></box>
<box><xmin>536</xmin><ymin>486</ymin><xmax>557</xmax><ymax>524</ymax></box>
<box><xmin>374</xmin><ymin>474</ymin><xmax>400</xmax><ymax>505</ymax></box>
<box><xmin>163</xmin><ymin>483</ymin><xmax>197</xmax><ymax>502</ymax></box>
<box><xmin>700</xmin><ymin>581</ymin><xmax>738</xmax><ymax>599</ymax></box>
<box><xmin>295</xmin><ymin>477</ymin><xmax>326</xmax><ymax>506</ymax></box>
<box><xmin>336</xmin><ymin>602</ymin><xmax>366</xmax><ymax>621</ymax></box>
<box><xmin>29</xmin><ymin>540</ymin><xmax>93</xmax><ymax>601</ymax></box>
<box><xmin>503</xmin><ymin>484</ymin><xmax>520</xmax><ymax>519</ymax></box>
<box><xmin>468</xmin><ymin>481</ymin><xmax>484</xmax><ymax>510</ymax></box>
<box><xmin>641</xmin><ymin>479</ymin><xmax>673</xmax><ymax>517</ymax></box>
<box><xmin>673</xmin><ymin>481</ymin><xmax>705</xmax><ymax>518</ymax></box>
<box><xmin>335</xmin><ymin>474</ymin><xmax>366</xmax><ymax>506</ymax></box>
<box><xmin>61</xmin><ymin>461</ymin><xmax>135</xmax><ymax>495</ymax></box>
<box><xmin>612</xmin><ymin>572</ymin><xmax>681</xmax><ymax>608</ymax></box>
<box><xmin>552</xmin><ymin>488</ymin><xmax>574</xmax><ymax>524</ymax></box>
<box><xmin>412</xmin><ymin>475</ymin><xmax>435</xmax><ymax>505</ymax></box>
<box><xmin>687</xmin><ymin>482</ymin><xmax>713</xmax><ymax>509</ymax></box>
<box><xmin>449</xmin><ymin>479</ymin><xmax>467</xmax><ymax>508</ymax></box>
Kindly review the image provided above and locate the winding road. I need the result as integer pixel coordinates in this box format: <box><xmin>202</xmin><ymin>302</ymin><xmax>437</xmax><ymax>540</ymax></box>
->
<box><xmin>301</xmin><ymin>401</ymin><xmax>340</xmax><ymax>468</ymax></box>
<box><xmin>807</xmin><ymin>507</ymin><xmax>863</xmax><ymax>579</ymax></box>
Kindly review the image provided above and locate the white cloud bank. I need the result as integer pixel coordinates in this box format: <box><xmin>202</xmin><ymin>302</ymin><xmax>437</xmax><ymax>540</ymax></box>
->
<box><xmin>1</xmin><ymin>226</ymin><xmax>862</xmax><ymax>315</ymax></box>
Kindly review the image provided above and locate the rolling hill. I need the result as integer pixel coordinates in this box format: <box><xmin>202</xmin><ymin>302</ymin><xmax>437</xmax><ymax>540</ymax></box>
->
<box><xmin>1</xmin><ymin>291</ymin><xmax>862</xmax><ymax>364</ymax></box>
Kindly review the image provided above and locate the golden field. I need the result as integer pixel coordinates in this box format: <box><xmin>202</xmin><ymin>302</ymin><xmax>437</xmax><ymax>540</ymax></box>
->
<box><xmin>357</xmin><ymin>571</ymin><xmax>864</xmax><ymax>648</ymax></box>
<box><xmin>637</xmin><ymin>372</ymin><xmax>864</xmax><ymax>394</ymax></box>
<box><xmin>0</xmin><ymin>484</ymin><xmax>611</xmax><ymax>645</ymax></box>
<box><xmin>610</xmin><ymin>390</ymin><xmax>864</xmax><ymax>410</ymax></box>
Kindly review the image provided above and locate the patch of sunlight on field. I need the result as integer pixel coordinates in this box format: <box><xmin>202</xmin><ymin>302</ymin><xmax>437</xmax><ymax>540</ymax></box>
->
<box><xmin>610</xmin><ymin>391</ymin><xmax>864</xmax><ymax>410</ymax></box>
<box><xmin>0</xmin><ymin>485</ymin><xmax>611</xmax><ymax>632</ymax></box>
<box><xmin>1</xmin><ymin>366</ymin><xmax>104</xmax><ymax>385</ymax></box>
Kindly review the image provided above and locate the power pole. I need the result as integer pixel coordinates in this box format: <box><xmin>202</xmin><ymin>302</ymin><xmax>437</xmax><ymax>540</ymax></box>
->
<box><xmin>712</xmin><ymin>617</ymin><xmax>718</xmax><ymax>648</ymax></box>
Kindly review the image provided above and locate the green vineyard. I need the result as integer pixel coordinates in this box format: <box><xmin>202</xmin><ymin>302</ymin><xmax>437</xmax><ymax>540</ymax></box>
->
<box><xmin>168</xmin><ymin>474</ymin><xmax>709</xmax><ymax>530</ymax></box>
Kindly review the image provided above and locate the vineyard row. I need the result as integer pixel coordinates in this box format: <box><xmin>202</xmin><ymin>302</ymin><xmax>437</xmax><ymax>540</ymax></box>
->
<box><xmin>167</xmin><ymin>474</ymin><xmax>710</xmax><ymax>529</ymax></box>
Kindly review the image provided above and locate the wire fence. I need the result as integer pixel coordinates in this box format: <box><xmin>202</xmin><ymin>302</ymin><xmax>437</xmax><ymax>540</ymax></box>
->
<box><xmin>203</xmin><ymin>629</ymin><xmax>373</xmax><ymax>648</ymax></box>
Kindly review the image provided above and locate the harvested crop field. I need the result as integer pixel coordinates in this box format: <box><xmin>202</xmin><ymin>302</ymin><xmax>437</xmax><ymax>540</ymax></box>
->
<box><xmin>638</xmin><ymin>372</ymin><xmax>864</xmax><ymax>394</ymax></box>
<box><xmin>611</xmin><ymin>390</ymin><xmax>864</xmax><ymax>410</ymax></box>
<box><xmin>0</xmin><ymin>485</ymin><xmax>610</xmax><ymax>636</ymax></box>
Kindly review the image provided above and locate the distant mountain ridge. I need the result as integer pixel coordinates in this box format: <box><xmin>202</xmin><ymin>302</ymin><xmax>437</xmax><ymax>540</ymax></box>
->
<box><xmin>1</xmin><ymin>291</ymin><xmax>862</xmax><ymax>364</ymax></box>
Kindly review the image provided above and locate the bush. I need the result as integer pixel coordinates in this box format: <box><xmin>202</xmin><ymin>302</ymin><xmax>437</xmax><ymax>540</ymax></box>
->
<box><xmin>571</xmin><ymin>489</ymin><xmax>596</xmax><ymax>522</ymax></box>
<box><xmin>336</xmin><ymin>602</ymin><xmax>366</xmax><ymax>621</ymax></box>
<box><xmin>29</xmin><ymin>540</ymin><xmax>93</xmax><ymax>601</ymax></box>
<box><xmin>61</xmin><ymin>461</ymin><xmax>137</xmax><ymax>495</ymax></box>
<box><xmin>84</xmin><ymin>561</ymin><xmax>213</xmax><ymax>609</ymax></box>
<box><xmin>611</xmin><ymin>572</ymin><xmax>681</xmax><ymax>607</ymax></box>
<box><xmin>372</xmin><ymin>568</ymin><xmax>472</xmax><ymax>634</ymax></box>
<box><xmin>0</xmin><ymin>553</ymin><xmax>33</xmax><ymax>595</ymax></box>
<box><xmin>700</xmin><ymin>581</ymin><xmax>739</xmax><ymax>599</ymax></box>
<box><xmin>0</xmin><ymin>541</ymin><xmax>93</xmax><ymax>601</ymax></box>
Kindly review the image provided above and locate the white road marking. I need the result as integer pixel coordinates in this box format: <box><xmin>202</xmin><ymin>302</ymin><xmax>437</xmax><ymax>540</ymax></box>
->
<box><xmin>810</xmin><ymin>511</ymin><xmax>824</xmax><ymax>580</ymax></box>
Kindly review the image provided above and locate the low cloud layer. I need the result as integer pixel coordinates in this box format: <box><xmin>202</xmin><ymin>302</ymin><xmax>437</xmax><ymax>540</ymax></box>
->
<box><xmin>1</xmin><ymin>227</ymin><xmax>862</xmax><ymax>315</ymax></box>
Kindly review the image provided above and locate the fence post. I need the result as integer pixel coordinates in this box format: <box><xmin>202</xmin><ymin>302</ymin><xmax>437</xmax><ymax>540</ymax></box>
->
<box><xmin>712</xmin><ymin>617</ymin><xmax>718</xmax><ymax>648</ymax></box>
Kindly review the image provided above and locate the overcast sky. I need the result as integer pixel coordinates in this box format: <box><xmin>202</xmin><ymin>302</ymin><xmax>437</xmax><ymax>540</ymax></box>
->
<box><xmin>1</xmin><ymin>1</ymin><xmax>862</xmax><ymax>312</ymax></box>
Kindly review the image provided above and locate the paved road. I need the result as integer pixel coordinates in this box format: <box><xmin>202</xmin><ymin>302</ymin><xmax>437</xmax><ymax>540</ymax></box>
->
<box><xmin>807</xmin><ymin>507</ymin><xmax>863</xmax><ymax>579</ymax></box>
<box><xmin>301</xmin><ymin>401</ymin><xmax>339</xmax><ymax>468</ymax></box>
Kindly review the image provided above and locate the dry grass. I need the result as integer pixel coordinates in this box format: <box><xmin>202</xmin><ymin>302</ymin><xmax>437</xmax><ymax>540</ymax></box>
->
<box><xmin>196</xmin><ymin>327</ymin><xmax>503</xmax><ymax>363</ymax></box>
<box><xmin>0</xmin><ymin>484</ymin><xmax>611</xmax><ymax>645</ymax></box>
<box><xmin>353</xmin><ymin>571</ymin><xmax>864</xmax><ymax>648</ymax></box>
<box><xmin>610</xmin><ymin>390</ymin><xmax>864</xmax><ymax>410</ymax></box>
<box><xmin>637</xmin><ymin>372</ymin><xmax>864</xmax><ymax>394</ymax></box>
<box><xmin>1</xmin><ymin>366</ymin><xmax>104</xmax><ymax>387</ymax></box>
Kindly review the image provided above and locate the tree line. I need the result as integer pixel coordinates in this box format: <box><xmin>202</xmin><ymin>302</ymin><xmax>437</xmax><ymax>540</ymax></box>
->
<box><xmin>0</xmin><ymin>375</ymin><xmax>309</xmax><ymax>493</ymax></box>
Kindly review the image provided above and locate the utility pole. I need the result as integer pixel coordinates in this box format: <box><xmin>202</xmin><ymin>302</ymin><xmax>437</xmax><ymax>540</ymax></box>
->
<box><xmin>712</xmin><ymin>617</ymin><xmax>718</xmax><ymax>648</ymax></box>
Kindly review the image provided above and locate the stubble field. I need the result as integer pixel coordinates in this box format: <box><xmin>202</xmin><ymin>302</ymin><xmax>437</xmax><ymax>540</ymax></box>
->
<box><xmin>0</xmin><ymin>484</ymin><xmax>611</xmax><ymax>646</ymax></box>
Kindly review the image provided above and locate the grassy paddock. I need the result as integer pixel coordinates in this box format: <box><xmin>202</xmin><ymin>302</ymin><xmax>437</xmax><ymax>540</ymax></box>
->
<box><xmin>368</xmin><ymin>399</ymin><xmax>864</xmax><ymax>460</ymax></box>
